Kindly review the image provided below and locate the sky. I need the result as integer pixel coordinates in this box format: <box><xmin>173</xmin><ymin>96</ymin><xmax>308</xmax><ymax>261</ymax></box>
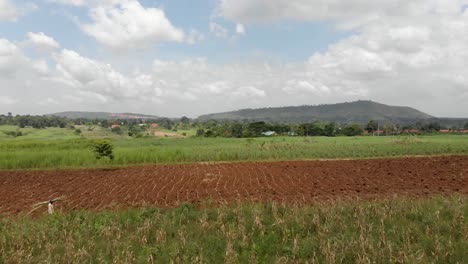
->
<box><xmin>0</xmin><ymin>0</ymin><xmax>467</xmax><ymax>118</ymax></box>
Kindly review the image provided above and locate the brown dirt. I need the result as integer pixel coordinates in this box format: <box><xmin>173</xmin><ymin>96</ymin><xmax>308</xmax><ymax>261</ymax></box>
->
<box><xmin>0</xmin><ymin>156</ymin><xmax>466</xmax><ymax>215</ymax></box>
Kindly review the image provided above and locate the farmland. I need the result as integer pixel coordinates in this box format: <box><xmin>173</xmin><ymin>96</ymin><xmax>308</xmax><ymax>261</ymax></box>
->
<box><xmin>0</xmin><ymin>126</ymin><xmax>467</xmax><ymax>263</ymax></box>
<box><xmin>0</xmin><ymin>155</ymin><xmax>466</xmax><ymax>215</ymax></box>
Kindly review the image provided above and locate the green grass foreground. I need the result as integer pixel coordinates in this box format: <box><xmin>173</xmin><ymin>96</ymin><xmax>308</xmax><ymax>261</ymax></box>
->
<box><xmin>0</xmin><ymin>135</ymin><xmax>467</xmax><ymax>170</ymax></box>
<box><xmin>0</xmin><ymin>195</ymin><xmax>466</xmax><ymax>263</ymax></box>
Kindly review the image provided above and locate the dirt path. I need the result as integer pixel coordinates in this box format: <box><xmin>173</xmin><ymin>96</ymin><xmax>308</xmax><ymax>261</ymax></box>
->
<box><xmin>0</xmin><ymin>156</ymin><xmax>466</xmax><ymax>215</ymax></box>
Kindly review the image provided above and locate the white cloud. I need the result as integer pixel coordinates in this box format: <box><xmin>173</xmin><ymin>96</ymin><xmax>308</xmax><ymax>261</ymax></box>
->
<box><xmin>32</xmin><ymin>60</ymin><xmax>49</xmax><ymax>75</ymax></box>
<box><xmin>236</xmin><ymin>23</ymin><xmax>245</xmax><ymax>35</ymax></box>
<box><xmin>53</xmin><ymin>49</ymin><xmax>155</xmax><ymax>100</ymax></box>
<box><xmin>38</xmin><ymin>97</ymin><xmax>60</xmax><ymax>106</ymax></box>
<box><xmin>210</xmin><ymin>22</ymin><xmax>228</xmax><ymax>38</ymax></box>
<box><xmin>202</xmin><ymin>81</ymin><xmax>231</xmax><ymax>94</ymax></box>
<box><xmin>80</xmin><ymin>1</ymin><xmax>185</xmax><ymax>50</ymax></box>
<box><xmin>0</xmin><ymin>0</ymin><xmax>17</xmax><ymax>21</ymax></box>
<box><xmin>233</xmin><ymin>86</ymin><xmax>266</xmax><ymax>98</ymax></box>
<box><xmin>48</xmin><ymin>0</ymin><xmax>120</xmax><ymax>7</ymax></box>
<box><xmin>0</xmin><ymin>39</ymin><xmax>27</xmax><ymax>76</ymax></box>
<box><xmin>0</xmin><ymin>96</ymin><xmax>17</xmax><ymax>105</ymax></box>
<box><xmin>219</xmin><ymin>0</ymin><xmax>468</xmax><ymax>30</ymax></box>
<box><xmin>27</xmin><ymin>32</ymin><xmax>60</xmax><ymax>51</ymax></box>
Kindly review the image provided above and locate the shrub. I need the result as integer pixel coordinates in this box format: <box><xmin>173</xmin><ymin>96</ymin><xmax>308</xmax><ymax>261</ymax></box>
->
<box><xmin>92</xmin><ymin>141</ymin><xmax>114</xmax><ymax>160</ymax></box>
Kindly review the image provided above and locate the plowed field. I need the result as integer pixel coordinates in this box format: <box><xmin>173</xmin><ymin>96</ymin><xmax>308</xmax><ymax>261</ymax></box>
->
<box><xmin>1</xmin><ymin>156</ymin><xmax>467</xmax><ymax>215</ymax></box>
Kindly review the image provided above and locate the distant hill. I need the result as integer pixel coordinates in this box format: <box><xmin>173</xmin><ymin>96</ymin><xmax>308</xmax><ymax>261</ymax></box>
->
<box><xmin>198</xmin><ymin>101</ymin><xmax>435</xmax><ymax>124</ymax></box>
<box><xmin>48</xmin><ymin>111</ymin><xmax>159</xmax><ymax>120</ymax></box>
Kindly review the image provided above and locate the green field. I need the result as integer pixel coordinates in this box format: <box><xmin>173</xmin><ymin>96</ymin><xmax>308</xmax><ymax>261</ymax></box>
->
<box><xmin>0</xmin><ymin>125</ymin><xmax>467</xmax><ymax>170</ymax></box>
<box><xmin>1</xmin><ymin>195</ymin><xmax>466</xmax><ymax>263</ymax></box>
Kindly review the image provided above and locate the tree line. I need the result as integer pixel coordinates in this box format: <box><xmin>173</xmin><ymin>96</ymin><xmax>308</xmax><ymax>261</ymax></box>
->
<box><xmin>194</xmin><ymin>119</ymin><xmax>468</xmax><ymax>138</ymax></box>
<box><xmin>2</xmin><ymin>112</ymin><xmax>468</xmax><ymax>138</ymax></box>
<box><xmin>0</xmin><ymin>113</ymin><xmax>68</xmax><ymax>129</ymax></box>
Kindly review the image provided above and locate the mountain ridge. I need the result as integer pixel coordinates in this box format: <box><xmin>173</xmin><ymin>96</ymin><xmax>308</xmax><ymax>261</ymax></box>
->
<box><xmin>48</xmin><ymin>111</ymin><xmax>159</xmax><ymax>120</ymax></box>
<box><xmin>198</xmin><ymin>100</ymin><xmax>435</xmax><ymax>124</ymax></box>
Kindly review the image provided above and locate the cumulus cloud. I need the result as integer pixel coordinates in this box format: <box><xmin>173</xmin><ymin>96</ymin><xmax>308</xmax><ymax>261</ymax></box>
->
<box><xmin>233</xmin><ymin>86</ymin><xmax>265</xmax><ymax>97</ymax></box>
<box><xmin>53</xmin><ymin>49</ymin><xmax>155</xmax><ymax>100</ymax></box>
<box><xmin>80</xmin><ymin>1</ymin><xmax>185</xmax><ymax>50</ymax></box>
<box><xmin>0</xmin><ymin>96</ymin><xmax>17</xmax><ymax>105</ymax></box>
<box><xmin>48</xmin><ymin>0</ymin><xmax>120</xmax><ymax>7</ymax></box>
<box><xmin>0</xmin><ymin>39</ymin><xmax>27</xmax><ymax>76</ymax></box>
<box><xmin>236</xmin><ymin>23</ymin><xmax>246</xmax><ymax>35</ymax></box>
<box><xmin>0</xmin><ymin>0</ymin><xmax>37</xmax><ymax>22</ymax></box>
<box><xmin>0</xmin><ymin>38</ymin><xmax>52</xmax><ymax>78</ymax></box>
<box><xmin>27</xmin><ymin>32</ymin><xmax>60</xmax><ymax>51</ymax></box>
<box><xmin>0</xmin><ymin>0</ymin><xmax>17</xmax><ymax>21</ymax></box>
<box><xmin>218</xmin><ymin>0</ymin><xmax>468</xmax><ymax>29</ymax></box>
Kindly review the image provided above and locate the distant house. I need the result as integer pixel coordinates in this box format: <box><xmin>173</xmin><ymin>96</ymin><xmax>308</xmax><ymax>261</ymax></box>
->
<box><xmin>439</xmin><ymin>129</ymin><xmax>450</xmax><ymax>133</ymax></box>
<box><xmin>151</xmin><ymin>123</ymin><xmax>159</xmax><ymax>128</ymax></box>
<box><xmin>262</xmin><ymin>131</ymin><xmax>276</xmax><ymax>136</ymax></box>
<box><xmin>111</xmin><ymin>124</ymin><xmax>120</xmax><ymax>129</ymax></box>
<box><xmin>463</xmin><ymin>130</ymin><xmax>468</xmax><ymax>133</ymax></box>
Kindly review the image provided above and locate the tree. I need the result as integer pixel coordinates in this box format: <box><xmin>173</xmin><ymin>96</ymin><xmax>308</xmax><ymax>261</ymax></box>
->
<box><xmin>245</xmin><ymin>121</ymin><xmax>268</xmax><ymax>137</ymax></box>
<box><xmin>421</xmin><ymin>122</ymin><xmax>441</xmax><ymax>132</ymax></box>
<box><xmin>464</xmin><ymin>122</ymin><xmax>468</xmax><ymax>130</ymax></box>
<box><xmin>324</xmin><ymin>122</ymin><xmax>336</xmax><ymax>137</ymax></box>
<box><xmin>180</xmin><ymin>116</ymin><xmax>190</xmax><ymax>124</ymax></box>
<box><xmin>92</xmin><ymin>141</ymin><xmax>114</xmax><ymax>160</ymax></box>
<box><xmin>342</xmin><ymin>124</ymin><xmax>363</xmax><ymax>136</ymax></box>
<box><xmin>100</xmin><ymin>119</ymin><xmax>108</xmax><ymax>128</ymax></box>
<box><xmin>365</xmin><ymin>120</ymin><xmax>378</xmax><ymax>133</ymax></box>
<box><xmin>383</xmin><ymin>124</ymin><xmax>395</xmax><ymax>135</ymax></box>
<box><xmin>230</xmin><ymin>123</ymin><xmax>244</xmax><ymax>138</ymax></box>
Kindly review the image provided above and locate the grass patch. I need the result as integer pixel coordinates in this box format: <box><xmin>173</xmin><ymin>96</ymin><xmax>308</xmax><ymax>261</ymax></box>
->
<box><xmin>0</xmin><ymin>195</ymin><xmax>466</xmax><ymax>263</ymax></box>
<box><xmin>0</xmin><ymin>135</ymin><xmax>467</xmax><ymax>170</ymax></box>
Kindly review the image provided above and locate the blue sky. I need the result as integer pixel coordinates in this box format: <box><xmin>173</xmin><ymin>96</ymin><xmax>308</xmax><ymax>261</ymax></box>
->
<box><xmin>0</xmin><ymin>0</ymin><xmax>467</xmax><ymax>117</ymax></box>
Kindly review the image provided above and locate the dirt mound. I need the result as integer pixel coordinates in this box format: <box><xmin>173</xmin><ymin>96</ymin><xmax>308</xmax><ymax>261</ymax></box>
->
<box><xmin>0</xmin><ymin>156</ymin><xmax>466</xmax><ymax>215</ymax></box>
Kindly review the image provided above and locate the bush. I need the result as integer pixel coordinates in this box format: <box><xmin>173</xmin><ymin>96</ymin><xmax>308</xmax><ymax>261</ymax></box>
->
<box><xmin>111</xmin><ymin>127</ymin><xmax>122</xmax><ymax>135</ymax></box>
<box><xmin>3</xmin><ymin>130</ymin><xmax>22</xmax><ymax>137</ymax></box>
<box><xmin>92</xmin><ymin>141</ymin><xmax>114</xmax><ymax>160</ymax></box>
<box><xmin>196</xmin><ymin>129</ymin><xmax>205</xmax><ymax>137</ymax></box>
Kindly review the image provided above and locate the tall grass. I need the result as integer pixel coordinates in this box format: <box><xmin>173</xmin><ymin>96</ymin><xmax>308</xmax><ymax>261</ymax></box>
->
<box><xmin>0</xmin><ymin>135</ymin><xmax>467</xmax><ymax>170</ymax></box>
<box><xmin>0</xmin><ymin>195</ymin><xmax>466</xmax><ymax>263</ymax></box>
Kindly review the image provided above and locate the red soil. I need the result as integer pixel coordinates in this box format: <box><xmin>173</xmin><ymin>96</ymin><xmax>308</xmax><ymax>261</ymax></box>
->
<box><xmin>0</xmin><ymin>156</ymin><xmax>466</xmax><ymax>215</ymax></box>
